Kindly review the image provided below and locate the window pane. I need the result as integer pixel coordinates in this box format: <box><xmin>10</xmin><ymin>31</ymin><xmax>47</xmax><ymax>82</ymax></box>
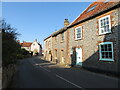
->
<box><xmin>101</xmin><ymin>45</ymin><xmax>104</xmax><ymax>51</ymax></box>
<box><xmin>77</xmin><ymin>34</ymin><xmax>81</xmax><ymax>38</ymax></box>
<box><xmin>103</xmin><ymin>19</ymin><xmax>106</xmax><ymax>26</ymax></box>
<box><xmin>101</xmin><ymin>20</ymin><xmax>103</xmax><ymax>26</ymax></box>
<box><xmin>108</xmin><ymin>44</ymin><xmax>112</xmax><ymax>51</ymax></box>
<box><xmin>102</xmin><ymin>52</ymin><xmax>105</xmax><ymax>58</ymax></box>
<box><xmin>104</xmin><ymin>26</ymin><xmax>107</xmax><ymax>32</ymax></box>
<box><xmin>109</xmin><ymin>52</ymin><xmax>112</xmax><ymax>58</ymax></box>
<box><xmin>77</xmin><ymin>28</ymin><xmax>81</xmax><ymax>33</ymax></box>
<box><xmin>106</xmin><ymin>17</ymin><xmax>109</xmax><ymax>24</ymax></box>
<box><xmin>105</xmin><ymin>52</ymin><xmax>109</xmax><ymax>58</ymax></box>
<box><xmin>105</xmin><ymin>44</ymin><xmax>107</xmax><ymax>51</ymax></box>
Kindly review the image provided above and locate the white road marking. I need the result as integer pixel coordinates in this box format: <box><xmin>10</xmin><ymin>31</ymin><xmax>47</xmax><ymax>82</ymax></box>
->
<box><xmin>56</xmin><ymin>74</ymin><xmax>84</xmax><ymax>89</ymax></box>
<box><xmin>39</xmin><ymin>66</ymin><xmax>51</xmax><ymax>72</ymax></box>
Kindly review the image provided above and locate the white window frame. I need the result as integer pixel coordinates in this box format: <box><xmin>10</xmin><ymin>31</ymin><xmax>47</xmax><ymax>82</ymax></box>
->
<box><xmin>61</xmin><ymin>33</ymin><xmax>64</xmax><ymax>41</ymax></box>
<box><xmin>99</xmin><ymin>42</ymin><xmax>114</xmax><ymax>61</ymax></box>
<box><xmin>98</xmin><ymin>15</ymin><xmax>111</xmax><ymax>35</ymax></box>
<box><xmin>75</xmin><ymin>26</ymin><xmax>82</xmax><ymax>40</ymax></box>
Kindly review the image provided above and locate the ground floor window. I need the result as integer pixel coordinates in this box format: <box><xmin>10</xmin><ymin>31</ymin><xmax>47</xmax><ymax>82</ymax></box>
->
<box><xmin>99</xmin><ymin>42</ymin><xmax>114</xmax><ymax>61</ymax></box>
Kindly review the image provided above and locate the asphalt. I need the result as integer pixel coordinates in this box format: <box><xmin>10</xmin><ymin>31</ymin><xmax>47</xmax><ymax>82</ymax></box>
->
<box><xmin>9</xmin><ymin>56</ymin><xmax>119</xmax><ymax>89</ymax></box>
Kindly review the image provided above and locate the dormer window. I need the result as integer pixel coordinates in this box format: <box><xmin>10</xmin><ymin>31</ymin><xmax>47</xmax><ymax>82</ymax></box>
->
<box><xmin>87</xmin><ymin>5</ymin><xmax>97</xmax><ymax>13</ymax></box>
<box><xmin>104</xmin><ymin>0</ymin><xmax>110</xmax><ymax>3</ymax></box>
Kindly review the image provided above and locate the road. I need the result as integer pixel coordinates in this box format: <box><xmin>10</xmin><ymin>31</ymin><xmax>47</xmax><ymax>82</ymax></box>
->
<box><xmin>9</xmin><ymin>56</ymin><xmax>118</xmax><ymax>89</ymax></box>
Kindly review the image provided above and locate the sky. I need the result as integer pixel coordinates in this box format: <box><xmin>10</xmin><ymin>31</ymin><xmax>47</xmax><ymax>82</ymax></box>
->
<box><xmin>2</xmin><ymin>2</ymin><xmax>92</xmax><ymax>48</ymax></box>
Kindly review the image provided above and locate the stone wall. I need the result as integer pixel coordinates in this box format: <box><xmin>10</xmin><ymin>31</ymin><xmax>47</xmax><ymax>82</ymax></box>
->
<box><xmin>52</xmin><ymin>31</ymin><xmax>68</xmax><ymax>65</ymax></box>
<box><xmin>44</xmin><ymin>37</ymin><xmax>52</xmax><ymax>61</ymax></box>
<box><xmin>68</xmin><ymin>8</ymin><xmax>119</xmax><ymax>73</ymax></box>
<box><xmin>2</xmin><ymin>64</ymin><xmax>17</xmax><ymax>88</ymax></box>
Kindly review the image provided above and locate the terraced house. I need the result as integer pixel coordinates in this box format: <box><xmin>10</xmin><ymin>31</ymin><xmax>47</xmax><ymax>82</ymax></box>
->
<box><xmin>44</xmin><ymin>0</ymin><xmax>120</xmax><ymax>74</ymax></box>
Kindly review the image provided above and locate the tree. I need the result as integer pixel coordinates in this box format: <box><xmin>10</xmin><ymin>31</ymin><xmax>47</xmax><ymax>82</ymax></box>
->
<box><xmin>1</xmin><ymin>19</ymin><xmax>21</xmax><ymax>68</ymax></box>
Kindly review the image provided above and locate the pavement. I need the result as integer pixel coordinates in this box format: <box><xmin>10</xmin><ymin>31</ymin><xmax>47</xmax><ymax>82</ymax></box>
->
<box><xmin>8</xmin><ymin>56</ymin><xmax>119</xmax><ymax>89</ymax></box>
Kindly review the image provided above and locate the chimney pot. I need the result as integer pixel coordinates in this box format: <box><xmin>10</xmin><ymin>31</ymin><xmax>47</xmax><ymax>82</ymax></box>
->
<box><xmin>64</xmin><ymin>19</ymin><xmax>69</xmax><ymax>26</ymax></box>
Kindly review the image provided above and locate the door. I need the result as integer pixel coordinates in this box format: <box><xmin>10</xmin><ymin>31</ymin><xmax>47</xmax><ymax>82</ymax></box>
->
<box><xmin>61</xmin><ymin>50</ymin><xmax>64</xmax><ymax>64</ymax></box>
<box><xmin>76</xmin><ymin>48</ymin><xmax>82</xmax><ymax>66</ymax></box>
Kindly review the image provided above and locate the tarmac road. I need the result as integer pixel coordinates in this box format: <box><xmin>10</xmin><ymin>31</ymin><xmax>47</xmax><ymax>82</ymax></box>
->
<box><xmin>9</xmin><ymin>56</ymin><xmax>118</xmax><ymax>89</ymax></box>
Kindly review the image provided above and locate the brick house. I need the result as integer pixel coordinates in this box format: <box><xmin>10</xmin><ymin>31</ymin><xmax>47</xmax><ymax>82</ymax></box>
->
<box><xmin>44</xmin><ymin>0</ymin><xmax>120</xmax><ymax>74</ymax></box>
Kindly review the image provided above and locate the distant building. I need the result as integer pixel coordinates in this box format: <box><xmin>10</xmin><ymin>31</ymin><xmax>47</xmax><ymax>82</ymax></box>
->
<box><xmin>20</xmin><ymin>39</ymin><xmax>42</xmax><ymax>55</ymax></box>
<box><xmin>20</xmin><ymin>41</ymin><xmax>32</xmax><ymax>51</ymax></box>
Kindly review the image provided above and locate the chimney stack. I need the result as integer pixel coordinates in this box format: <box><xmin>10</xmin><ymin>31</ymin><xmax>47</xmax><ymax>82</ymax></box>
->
<box><xmin>64</xmin><ymin>19</ymin><xmax>69</xmax><ymax>26</ymax></box>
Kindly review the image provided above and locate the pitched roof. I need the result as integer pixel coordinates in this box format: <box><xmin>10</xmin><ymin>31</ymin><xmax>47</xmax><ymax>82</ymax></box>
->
<box><xmin>44</xmin><ymin>0</ymin><xmax>120</xmax><ymax>41</ymax></box>
<box><xmin>51</xmin><ymin>27</ymin><xmax>67</xmax><ymax>37</ymax></box>
<box><xmin>69</xmin><ymin>0</ymin><xmax>120</xmax><ymax>27</ymax></box>
<box><xmin>44</xmin><ymin>26</ymin><xmax>67</xmax><ymax>41</ymax></box>
<box><xmin>44</xmin><ymin>35</ymin><xmax>51</xmax><ymax>41</ymax></box>
<box><xmin>20</xmin><ymin>42</ymin><xmax>32</xmax><ymax>47</ymax></box>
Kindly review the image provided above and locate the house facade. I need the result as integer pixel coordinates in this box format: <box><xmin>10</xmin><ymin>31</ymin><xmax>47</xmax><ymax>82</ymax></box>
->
<box><xmin>44</xmin><ymin>0</ymin><xmax>120</xmax><ymax>74</ymax></box>
<box><xmin>30</xmin><ymin>40</ymin><xmax>42</xmax><ymax>55</ymax></box>
<box><xmin>44</xmin><ymin>36</ymin><xmax>52</xmax><ymax>61</ymax></box>
<box><xmin>20</xmin><ymin>39</ymin><xmax>42</xmax><ymax>55</ymax></box>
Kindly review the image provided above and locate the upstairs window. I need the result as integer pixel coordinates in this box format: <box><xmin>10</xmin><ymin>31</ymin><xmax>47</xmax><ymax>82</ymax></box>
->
<box><xmin>98</xmin><ymin>15</ymin><xmax>111</xmax><ymax>35</ymax></box>
<box><xmin>75</xmin><ymin>26</ymin><xmax>82</xmax><ymax>40</ymax></box>
<box><xmin>61</xmin><ymin>33</ymin><xmax>64</xmax><ymax>41</ymax></box>
<box><xmin>99</xmin><ymin>42</ymin><xmax>114</xmax><ymax>61</ymax></box>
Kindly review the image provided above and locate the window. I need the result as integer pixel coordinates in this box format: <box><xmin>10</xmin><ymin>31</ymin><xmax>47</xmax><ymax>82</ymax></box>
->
<box><xmin>55</xmin><ymin>49</ymin><xmax>57</xmax><ymax>58</ymax></box>
<box><xmin>99</xmin><ymin>42</ymin><xmax>114</xmax><ymax>61</ymax></box>
<box><xmin>87</xmin><ymin>5</ymin><xmax>97</xmax><ymax>13</ymax></box>
<box><xmin>99</xmin><ymin>15</ymin><xmax>111</xmax><ymax>35</ymax></box>
<box><xmin>61</xmin><ymin>33</ymin><xmax>64</xmax><ymax>41</ymax></box>
<box><xmin>75</xmin><ymin>26</ymin><xmax>82</xmax><ymax>40</ymax></box>
<box><xmin>49</xmin><ymin>41</ymin><xmax>50</xmax><ymax>48</ymax></box>
<box><xmin>104</xmin><ymin>0</ymin><xmax>110</xmax><ymax>3</ymax></box>
<box><xmin>46</xmin><ymin>41</ymin><xmax>47</xmax><ymax>48</ymax></box>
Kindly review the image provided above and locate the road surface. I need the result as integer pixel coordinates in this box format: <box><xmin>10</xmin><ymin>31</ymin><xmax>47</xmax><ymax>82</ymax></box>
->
<box><xmin>9</xmin><ymin>56</ymin><xmax>118</xmax><ymax>89</ymax></box>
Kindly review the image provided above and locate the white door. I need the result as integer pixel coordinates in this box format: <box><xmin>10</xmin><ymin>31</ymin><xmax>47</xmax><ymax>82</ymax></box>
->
<box><xmin>76</xmin><ymin>48</ymin><xmax>82</xmax><ymax>66</ymax></box>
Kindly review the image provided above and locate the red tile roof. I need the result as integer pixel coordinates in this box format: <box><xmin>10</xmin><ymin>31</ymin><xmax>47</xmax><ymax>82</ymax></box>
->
<box><xmin>69</xmin><ymin>0</ymin><xmax>120</xmax><ymax>26</ymax></box>
<box><xmin>20</xmin><ymin>42</ymin><xmax>32</xmax><ymax>47</ymax></box>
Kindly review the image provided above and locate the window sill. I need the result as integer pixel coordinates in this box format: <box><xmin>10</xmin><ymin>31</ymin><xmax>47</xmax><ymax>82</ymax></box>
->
<box><xmin>99</xmin><ymin>59</ymin><xmax>114</xmax><ymax>62</ymax></box>
<box><xmin>75</xmin><ymin>38</ymin><xmax>82</xmax><ymax>41</ymax></box>
<box><xmin>99</xmin><ymin>32</ymin><xmax>112</xmax><ymax>36</ymax></box>
<box><xmin>60</xmin><ymin>41</ymin><xmax>64</xmax><ymax>43</ymax></box>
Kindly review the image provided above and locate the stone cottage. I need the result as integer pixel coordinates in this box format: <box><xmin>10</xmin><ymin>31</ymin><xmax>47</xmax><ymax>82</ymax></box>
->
<box><xmin>20</xmin><ymin>39</ymin><xmax>42</xmax><ymax>55</ymax></box>
<box><xmin>44</xmin><ymin>0</ymin><xmax>120</xmax><ymax>74</ymax></box>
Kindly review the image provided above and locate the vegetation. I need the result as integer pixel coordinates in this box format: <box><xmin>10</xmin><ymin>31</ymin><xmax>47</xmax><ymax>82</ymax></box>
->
<box><xmin>1</xmin><ymin>20</ymin><xmax>30</xmax><ymax>68</ymax></box>
<box><xmin>17</xmin><ymin>48</ymin><xmax>30</xmax><ymax>59</ymax></box>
